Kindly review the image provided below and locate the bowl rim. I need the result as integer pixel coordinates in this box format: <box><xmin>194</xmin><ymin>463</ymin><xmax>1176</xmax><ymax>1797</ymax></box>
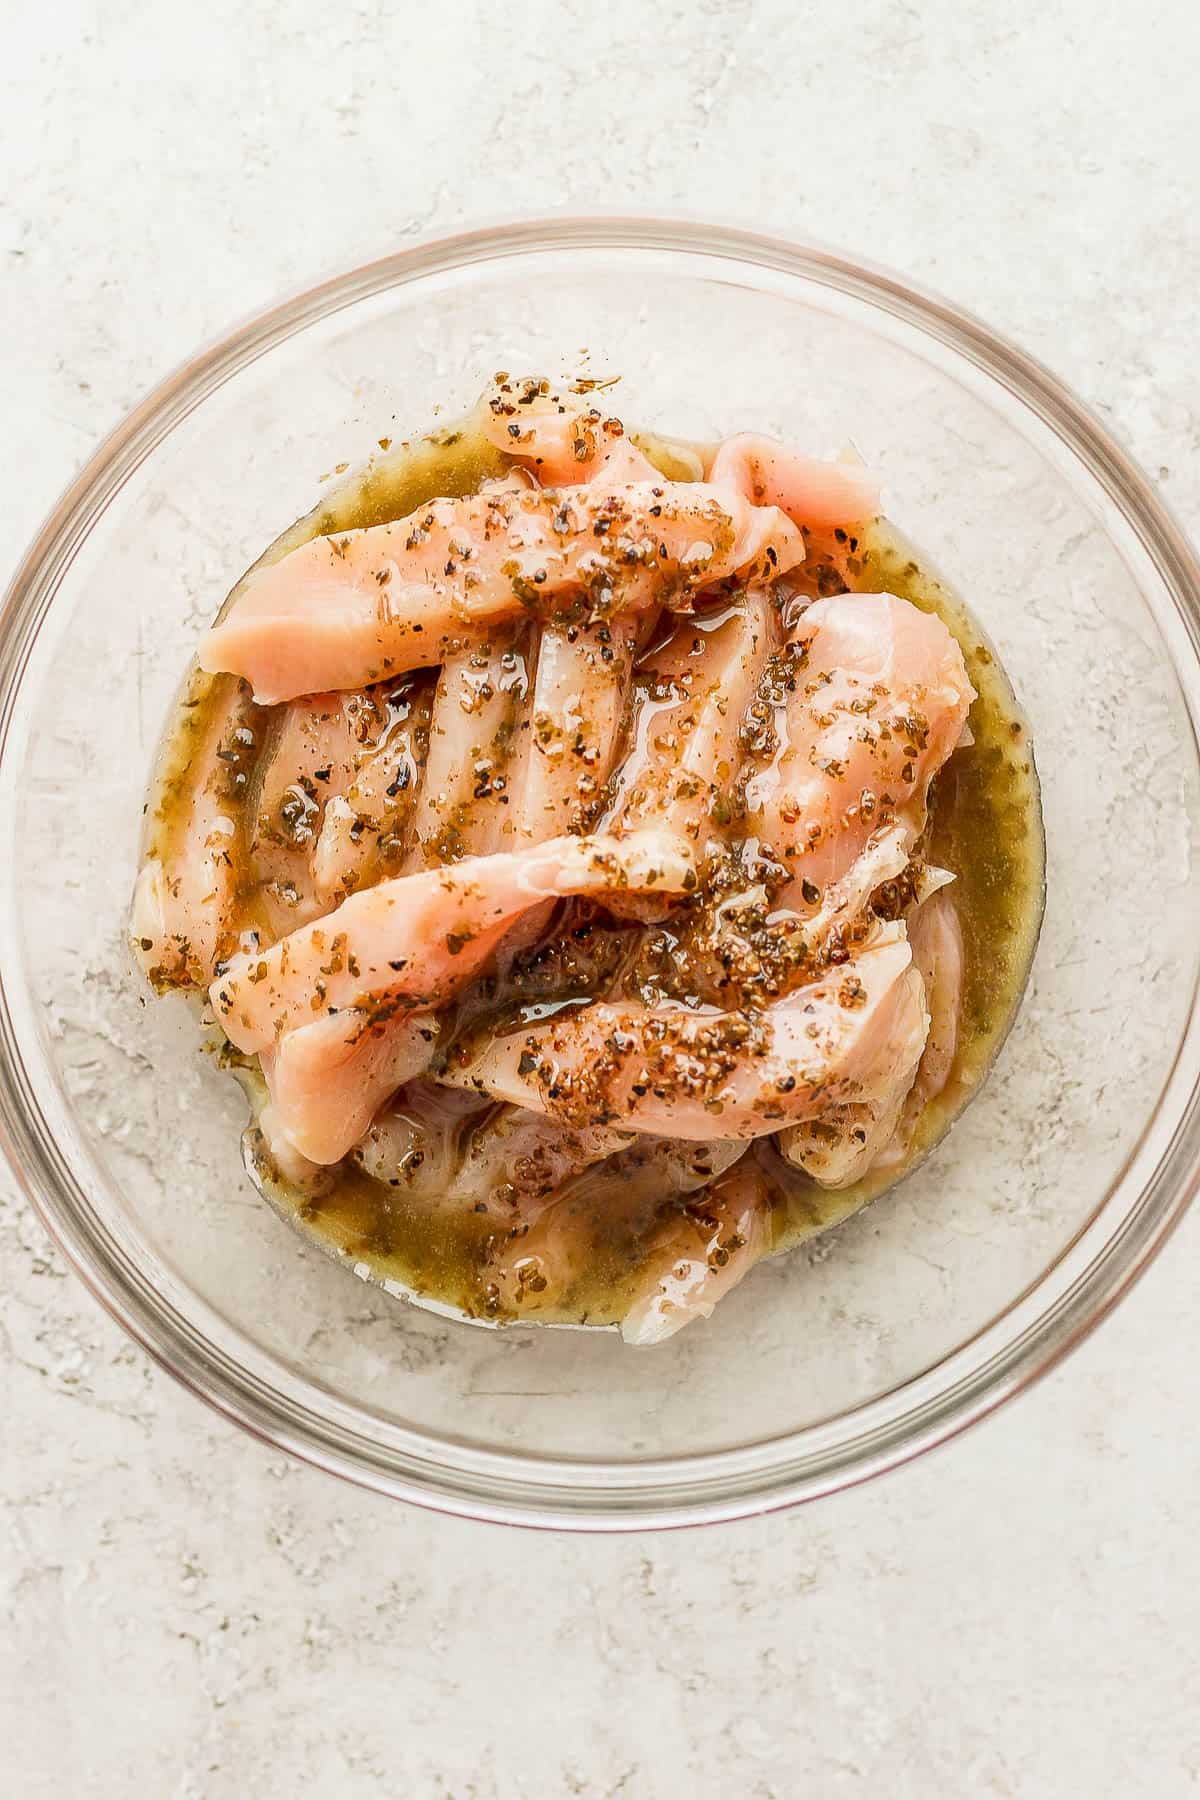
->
<box><xmin>2</xmin><ymin>210</ymin><xmax>1199</xmax><ymax>1530</ymax></box>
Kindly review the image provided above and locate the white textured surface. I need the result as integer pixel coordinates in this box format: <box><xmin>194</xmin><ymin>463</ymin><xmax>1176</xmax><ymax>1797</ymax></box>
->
<box><xmin>2</xmin><ymin>2</ymin><xmax>1199</xmax><ymax>1795</ymax></box>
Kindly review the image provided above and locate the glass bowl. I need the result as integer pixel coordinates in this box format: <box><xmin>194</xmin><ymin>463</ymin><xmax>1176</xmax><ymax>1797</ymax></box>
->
<box><xmin>2</xmin><ymin>217</ymin><xmax>1198</xmax><ymax>1530</ymax></box>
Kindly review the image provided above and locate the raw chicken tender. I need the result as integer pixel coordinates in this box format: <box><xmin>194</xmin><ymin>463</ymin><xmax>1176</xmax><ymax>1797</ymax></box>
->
<box><xmin>442</xmin><ymin>925</ymin><xmax>928</xmax><ymax>1143</ymax></box>
<box><xmin>708</xmin><ymin>433</ymin><xmax>880</xmax><ymax>532</ymax></box>
<box><xmin>211</xmin><ymin>828</ymin><xmax>696</xmax><ymax>1056</ymax></box>
<box><xmin>744</xmin><ymin>590</ymin><xmax>974</xmax><ymax>892</ymax></box>
<box><xmin>200</xmin><ymin>479</ymin><xmax>804</xmax><ymax>703</ymax></box>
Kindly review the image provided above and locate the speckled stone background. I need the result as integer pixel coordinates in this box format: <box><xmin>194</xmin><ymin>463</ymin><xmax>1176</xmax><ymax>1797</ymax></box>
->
<box><xmin>2</xmin><ymin>3</ymin><xmax>1199</xmax><ymax>1795</ymax></box>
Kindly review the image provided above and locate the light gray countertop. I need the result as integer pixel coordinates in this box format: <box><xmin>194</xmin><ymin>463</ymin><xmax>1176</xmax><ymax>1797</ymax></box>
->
<box><xmin>3</xmin><ymin>3</ymin><xmax>1199</xmax><ymax>1794</ymax></box>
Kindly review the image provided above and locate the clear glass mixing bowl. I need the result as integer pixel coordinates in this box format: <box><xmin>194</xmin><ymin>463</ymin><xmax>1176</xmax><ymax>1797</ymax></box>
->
<box><xmin>1</xmin><ymin>217</ymin><xmax>1198</xmax><ymax>1528</ymax></box>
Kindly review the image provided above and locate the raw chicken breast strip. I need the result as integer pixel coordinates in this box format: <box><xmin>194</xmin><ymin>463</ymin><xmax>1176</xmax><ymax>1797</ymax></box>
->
<box><xmin>199</xmin><ymin>480</ymin><xmax>804</xmax><ymax>704</ymax></box>
<box><xmin>442</xmin><ymin>924</ymin><xmax>927</xmax><ymax>1142</ymax></box>
<box><xmin>352</xmin><ymin>1080</ymin><xmax>487</xmax><ymax>1193</ymax></box>
<box><xmin>620</xmin><ymin>1164</ymin><xmax>772</xmax><ymax>1345</ymax></box>
<box><xmin>776</xmin><ymin>1000</ymin><xmax>925</xmax><ymax>1188</ymax></box>
<box><xmin>479</xmin><ymin>1135</ymin><xmax>750</xmax><ymax>1320</ymax></box>
<box><xmin>260</xmin><ymin>1010</ymin><xmax>438</xmax><ymax>1166</ymax></box>
<box><xmin>510</xmin><ymin>616</ymin><xmax>639</xmax><ymax>845</ymax></box>
<box><xmin>402</xmin><ymin>629</ymin><xmax>528</xmax><ymax>867</ymax></box>
<box><xmin>247</xmin><ymin>684</ymin><xmax>415</xmax><ymax>935</ymax></box>
<box><xmin>745</xmin><ymin>591</ymin><xmax>974</xmax><ymax>894</ymax></box>
<box><xmin>358</xmin><ymin>1096</ymin><xmax>633</xmax><ymax>1212</ymax></box>
<box><xmin>871</xmin><ymin>887</ymin><xmax>966</xmax><ymax>1177</ymax></box>
<box><xmin>906</xmin><ymin>886</ymin><xmax>965</xmax><ymax>1107</ymax></box>
<box><xmin>309</xmin><ymin>672</ymin><xmax>432</xmax><ymax>899</ymax></box>
<box><xmin>779</xmin><ymin>864</ymin><xmax>962</xmax><ymax>1186</ymax></box>
<box><xmin>708</xmin><ymin>433</ymin><xmax>880</xmax><ymax>532</ymax></box>
<box><xmin>479</xmin><ymin>385</ymin><xmax>663</xmax><ymax>486</ymax></box>
<box><xmin>610</xmin><ymin>591</ymin><xmax>779</xmax><ymax>846</ymax></box>
<box><xmin>132</xmin><ymin>675</ymin><xmax>256</xmax><ymax>988</ymax></box>
<box><xmin>211</xmin><ymin>828</ymin><xmax>696</xmax><ymax>1056</ymax></box>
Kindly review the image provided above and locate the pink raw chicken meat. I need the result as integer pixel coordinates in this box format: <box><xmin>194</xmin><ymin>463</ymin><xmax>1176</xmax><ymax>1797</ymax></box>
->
<box><xmin>509</xmin><ymin>614</ymin><xmax>640</xmax><ymax>846</ymax></box>
<box><xmin>479</xmin><ymin>384</ymin><xmax>663</xmax><ymax>487</ymax></box>
<box><xmin>258</xmin><ymin>1011</ymin><xmax>440</xmax><ymax>1167</ymax></box>
<box><xmin>620</xmin><ymin>1163</ymin><xmax>772</xmax><ymax>1346</ymax></box>
<box><xmin>744</xmin><ymin>590</ymin><xmax>974</xmax><ymax>894</ymax></box>
<box><xmin>871</xmin><ymin>885</ymin><xmax>967</xmax><ymax>1178</ymax></box>
<box><xmin>611</xmin><ymin>590</ymin><xmax>779</xmax><ymax>847</ymax></box>
<box><xmin>442</xmin><ymin>923</ymin><xmax>928</xmax><ymax>1143</ymax></box>
<box><xmin>132</xmin><ymin>678</ymin><xmax>255</xmax><ymax>988</ymax></box>
<box><xmin>400</xmin><ymin>629</ymin><xmax>526</xmax><ymax>868</ymax></box>
<box><xmin>906</xmin><ymin>885</ymin><xmax>965</xmax><ymax>1107</ymax></box>
<box><xmin>248</xmin><ymin>684</ymin><xmax>412</xmax><ymax>934</ymax></box>
<box><xmin>708</xmin><ymin>433</ymin><xmax>880</xmax><ymax>532</ymax></box>
<box><xmin>356</xmin><ymin>1091</ymin><xmax>634</xmax><ymax>1213</ymax></box>
<box><xmin>477</xmin><ymin>1139</ymin><xmax>757</xmax><ymax>1331</ymax></box>
<box><xmin>210</xmin><ymin>828</ymin><xmax>696</xmax><ymax>1057</ymax></box>
<box><xmin>199</xmin><ymin>479</ymin><xmax>805</xmax><ymax>704</ymax></box>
